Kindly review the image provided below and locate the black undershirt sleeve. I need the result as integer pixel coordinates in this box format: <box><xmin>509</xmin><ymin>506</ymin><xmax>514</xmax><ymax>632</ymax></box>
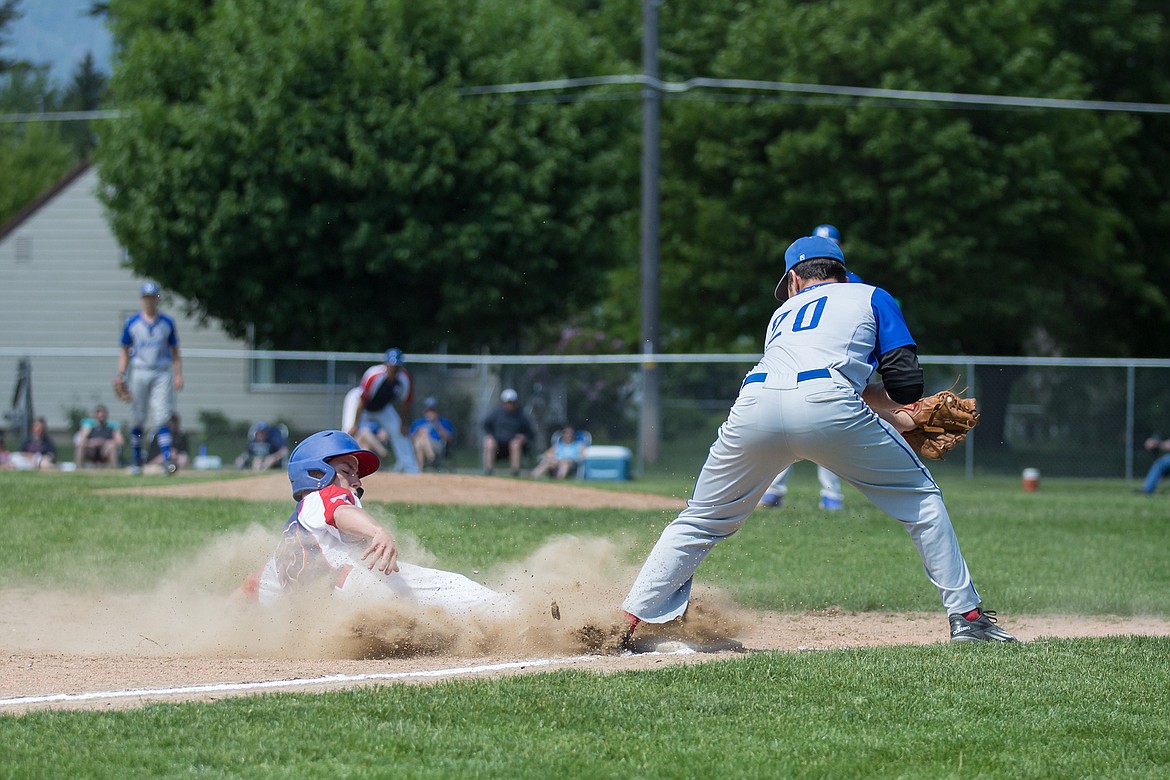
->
<box><xmin>877</xmin><ymin>346</ymin><xmax>924</xmax><ymax>405</ymax></box>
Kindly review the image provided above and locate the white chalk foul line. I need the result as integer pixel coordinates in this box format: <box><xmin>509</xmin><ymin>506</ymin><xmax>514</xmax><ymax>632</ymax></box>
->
<box><xmin>0</xmin><ymin>654</ymin><xmax>602</xmax><ymax>708</ymax></box>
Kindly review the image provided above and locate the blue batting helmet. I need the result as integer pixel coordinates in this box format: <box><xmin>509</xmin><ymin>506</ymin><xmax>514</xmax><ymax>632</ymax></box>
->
<box><xmin>287</xmin><ymin>430</ymin><xmax>380</xmax><ymax>500</ymax></box>
<box><xmin>384</xmin><ymin>348</ymin><xmax>404</xmax><ymax>365</ymax></box>
<box><xmin>812</xmin><ymin>224</ymin><xmax>842</xmax><ymax>245</ymax></box>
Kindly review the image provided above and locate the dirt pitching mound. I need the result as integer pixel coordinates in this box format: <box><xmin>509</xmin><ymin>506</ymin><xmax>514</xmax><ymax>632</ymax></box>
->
<box><xmin>108</xmin><ymin>471</ymin><xmax>688</xmax><ymax>510</ymax></box>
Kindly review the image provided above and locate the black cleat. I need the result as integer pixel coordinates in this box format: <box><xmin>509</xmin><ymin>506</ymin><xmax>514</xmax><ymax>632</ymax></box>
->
<box><xmin>949</xmin><ymin>609</ymin><xmax>1017</xmax><ymax>642</ymax></box>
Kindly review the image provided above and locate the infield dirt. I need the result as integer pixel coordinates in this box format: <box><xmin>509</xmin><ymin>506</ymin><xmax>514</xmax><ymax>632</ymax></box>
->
<box><xmin>3</xmin><ymin>472</ymin><xmax>1168</xmax><ymax>711</ymax></box>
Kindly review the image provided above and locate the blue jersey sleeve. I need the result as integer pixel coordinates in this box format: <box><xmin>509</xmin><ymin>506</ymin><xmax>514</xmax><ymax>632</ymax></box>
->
<box><xmin>164</xmin><ymin>314</ymin><xmax>179</xmax><ymax>346</ymax></box>
<box><xmin>871</xmin><ymin>287</ymin><xmax>915</xmax><ymax>356</ymax></box>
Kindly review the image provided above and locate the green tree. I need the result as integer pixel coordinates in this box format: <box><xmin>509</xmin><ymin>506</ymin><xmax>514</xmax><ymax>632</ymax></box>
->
<box><xmin>593</xmin><ymin>0</ymin><xmax>1170</xmax><ymax>358</ymax></box>
<box><xmin>100</xmin><ymin>0</ymin><xmax>635</xmax><ymax>352</ymax></box>
<box><xmin>0</xmin><ymin>68</ymin><xmax>74</xmax><ymax>224</ymax></box>
<box><xmin>0</xmin><ymin>0</ymin><xmax>23</xmax><ymax>74</ymax></box>
<box><xmin>60</xmin><ymin>52</ymin><xmax>108</xmax><ymax>156</ymax></box>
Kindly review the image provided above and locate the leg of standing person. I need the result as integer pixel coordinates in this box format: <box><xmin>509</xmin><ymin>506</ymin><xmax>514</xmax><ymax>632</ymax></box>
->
<box><xmin>759</xmin><ymin>466</ymin><xmax>791</xmax><ymax>508</ymax></box>
<box><xmin>1141</xmin><ymin>454</ymin><xmax>1170</xmax><ymax>494</ymax></box>
<box><xmin>128</xmin><ymin>368</ymin><xmax>154</xmax><ymax>474</ymax></box>
<box><xmin>817</xmin><ymin>465</ymin><xmax>846</xmax><ymax>511</ymax></box>
<box><xmin>148</xmin><ymin>368</ymin><xmax>177</xmax><ymax>473</ymax></box>
<box><xmin>378</xmin><ymin>406</ymin><xmax>420</xmax><ymax>474</ymax></box>
<box><xmin>623</xmin><ymin>380</ymin><xmax>985</xmax><ymax>628</ymax></box>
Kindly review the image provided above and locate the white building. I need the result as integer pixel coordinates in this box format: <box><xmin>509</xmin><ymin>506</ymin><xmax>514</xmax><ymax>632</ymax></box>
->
<box><xmin>0</xmin><ymin>163</ymin><xmax>360</xmax><ymax>439</ymax></box>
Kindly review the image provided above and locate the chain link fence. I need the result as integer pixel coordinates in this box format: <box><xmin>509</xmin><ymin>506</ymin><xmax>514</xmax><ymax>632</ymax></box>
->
<box><xmin>4</xmin><ymin>349</ymin><xmax>1169</xmax><ymax>480</ymax></box>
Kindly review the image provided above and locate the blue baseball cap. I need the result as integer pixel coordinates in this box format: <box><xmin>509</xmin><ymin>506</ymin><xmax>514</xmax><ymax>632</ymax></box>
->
<box><xmin>812</xmin><ymin>224</ymin><xmax>842</xmax><ymax>245</ymax></box>
<box><xmin>774</xmin><ymin>236</ymin><xmax>846</xmax><ymax>302</ymax></box>
<box><xmin>140</xmin><ymin>281</ymin><xmax>160</xmax><ymax>297</ymax></box>
<box><xmin>384</xmin><ymin>348</ymin><xmax>404</xmax><ymax>365</ymax></box>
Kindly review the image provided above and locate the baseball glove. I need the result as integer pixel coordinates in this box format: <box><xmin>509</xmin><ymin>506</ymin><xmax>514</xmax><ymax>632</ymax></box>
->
<box><xmin>899</xmin><ymin>387</ymin><xmax>979</xmax><ymax>460</ymax></box>
<box><xmin>113</xmin><ymin>375</ymin><xmax>131</xmax><ymax>403</ymax></box>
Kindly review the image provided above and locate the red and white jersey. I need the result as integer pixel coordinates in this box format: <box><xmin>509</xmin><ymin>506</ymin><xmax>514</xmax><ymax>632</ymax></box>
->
<box><xmin>255</xmin><ymin>484</ymin><xmax>368</xmax><ymax>602</ymax></box>
<box><xmin>358</xmin><ymin>364</ymin><xmax>413</xmax><ymax>412</ymax></box>
<box><xmin>292</xmin><ymin>484</ymin><xmax>368</xmax><ymax>566</ymax></box>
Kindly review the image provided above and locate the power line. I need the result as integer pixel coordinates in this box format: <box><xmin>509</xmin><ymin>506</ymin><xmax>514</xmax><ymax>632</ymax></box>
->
<box><xmin>5</xmin><ymin>74</ymin><xmax>1169</xmax><ymax>125</ymax></box>
<box><xmin>0</xmin><ymin>108</ymin><xmax>124</xmax><ymax>124</ymax></box>
<box><xmin>460</xmin><ymin>74</ymin><xmax>1170</xmax><ymax>115</ymax></box>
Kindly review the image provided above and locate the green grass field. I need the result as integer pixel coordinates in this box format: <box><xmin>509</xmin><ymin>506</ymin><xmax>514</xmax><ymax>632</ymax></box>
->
<box><xmin>2</xmin><ymin>467</ymin><xmax>1169</xmax><ymax>777</ymax></box>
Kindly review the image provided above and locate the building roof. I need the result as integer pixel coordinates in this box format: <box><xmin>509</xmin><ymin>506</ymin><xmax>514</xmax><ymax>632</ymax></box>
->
<box><xmin>0</xmin><ymin>160</ymin><xmax>93</xmax><ymax>242</ymax></box>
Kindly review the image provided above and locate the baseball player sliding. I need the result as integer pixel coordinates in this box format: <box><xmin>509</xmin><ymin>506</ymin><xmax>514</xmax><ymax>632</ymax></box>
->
<box><xmin>620</xmin><ymin>235</ymin><xmax>1015</xmax><ymax>647</ymax></box>
<box><xmin>238</xmin><ymin>430</ymin><xmax>512</xmax><ymax>614</ymax></box>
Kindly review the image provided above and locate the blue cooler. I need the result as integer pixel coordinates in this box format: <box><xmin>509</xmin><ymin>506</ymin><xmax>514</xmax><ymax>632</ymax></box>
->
<box><xmin>581</xmin><ymin>445</ymin><xmax>632</xmax><ymax>481</ymax></box>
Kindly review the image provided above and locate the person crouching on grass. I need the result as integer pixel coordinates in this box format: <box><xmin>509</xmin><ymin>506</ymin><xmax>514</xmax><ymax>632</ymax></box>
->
<box><xmin>238</xmin><ymin>430</ymin><xmax>512</xmax><ymax>615</ymax></box>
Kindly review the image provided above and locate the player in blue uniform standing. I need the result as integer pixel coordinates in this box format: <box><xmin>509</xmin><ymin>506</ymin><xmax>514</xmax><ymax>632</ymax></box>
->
<box><xmin>621</xmin><ymin>235</ymin><xmax>1015</xmax><ymax>644</ymax></box>
<box><xmin>114</xmin><ymin>282</ymin><xmax>183</xmax><ymax>475</ymax></box>
<box><xmin>759</xmin><ymin>224</ymin><xmax>854</xmax><ymax>511</ymax></box>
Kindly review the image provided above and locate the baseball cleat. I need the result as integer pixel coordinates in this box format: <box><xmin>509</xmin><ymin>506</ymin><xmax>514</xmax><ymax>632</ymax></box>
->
<box><xmin>949</xmin><ymin>609</ymin><xmax>1017</xmax><ymax>642</ymax></box>
<box><xmin>165</xmin><ymin>459</ymin><xmax>178</xmax><ymax>475</ymax></box>
<box><xmin>129</xmin><ymin>465</ymin><xmax>143</xmax><ymax>476</ymax></box>
<box><xmin>819</xmin><ymin>496</ymin><xmax>845</xmax><ymax>511</ymax></box>
<box><xmin>758</xmin><ymin>493</ymin><xmax>784</xmax><ymax>508</ymax></box>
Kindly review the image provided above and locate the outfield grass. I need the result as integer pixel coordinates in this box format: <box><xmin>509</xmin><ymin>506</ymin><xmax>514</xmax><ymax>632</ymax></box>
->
<box><xmin>2</xmin><ymin>469</ymin><xmax>1168</xmax><ymax>777</ymax></box>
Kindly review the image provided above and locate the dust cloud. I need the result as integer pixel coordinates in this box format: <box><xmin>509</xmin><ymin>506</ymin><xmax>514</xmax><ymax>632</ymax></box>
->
<box><xmin>0</xmin><ymin>522</ymin><xmax>750</xmax><ymax>660</ymax></box>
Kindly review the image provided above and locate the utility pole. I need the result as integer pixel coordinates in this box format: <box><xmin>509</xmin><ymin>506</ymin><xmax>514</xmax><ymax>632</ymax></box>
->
<box><xmin>639</xmin><ymin>0</ymin><xmax>662</xmax><ymax>465</ymax></box>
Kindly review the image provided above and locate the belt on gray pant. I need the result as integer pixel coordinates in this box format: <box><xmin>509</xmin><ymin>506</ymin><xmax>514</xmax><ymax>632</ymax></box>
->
<box><xmin>741</xmin><ymin>368</ymin><xmax>831</xmax><ymax>388</ymax></box>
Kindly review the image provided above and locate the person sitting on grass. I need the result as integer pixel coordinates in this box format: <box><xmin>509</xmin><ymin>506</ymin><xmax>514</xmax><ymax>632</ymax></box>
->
<box><xmin>16</xmin><ymin>417</ymin><xmax>58</xmax><ymax>470</ymax></box>
<box><xmin>237</xmin><ymin>430</ymin><xmax>513</xmax><ymax>615</ymax></box>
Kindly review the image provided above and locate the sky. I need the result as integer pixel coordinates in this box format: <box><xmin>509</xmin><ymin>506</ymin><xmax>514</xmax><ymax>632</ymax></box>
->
<box><xmin>4</xmin><ymin>0</ymin><xmax>113</xmax><ymax>85</ymax></box>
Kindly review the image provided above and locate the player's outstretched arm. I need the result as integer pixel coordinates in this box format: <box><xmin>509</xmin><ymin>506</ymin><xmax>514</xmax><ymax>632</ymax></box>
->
<box><xmin>333</xmin><ymin>504</ymin><xmax>399</xmax><ymax>575</ymax></box>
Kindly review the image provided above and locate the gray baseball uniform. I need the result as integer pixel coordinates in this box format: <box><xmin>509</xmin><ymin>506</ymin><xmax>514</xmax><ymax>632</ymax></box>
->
<box><xmin>121</xmin><ymin>311</ymin><xmax>178</xmax><ymax>431</ymax></box>
<box><xmin>622</xmin><ymin>278</ymin><xmax>982</xmax><ymax>623</ymax></box>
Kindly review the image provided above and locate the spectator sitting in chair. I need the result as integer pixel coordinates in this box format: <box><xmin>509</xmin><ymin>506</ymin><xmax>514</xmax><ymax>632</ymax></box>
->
<box><xmin>148</xmin><ymin>413</ymin><xmax>191</xmax><ymax>469</ymax></box>
<box><xmin>410</xmin><ymin>397</ymin><xmax>456</xmax><ymax>470</ymax></box>
<box><xmin>481</xmin><ymin>388</ymin><xmax>535</xmax><ymax>477</ymax></box>
<box><xmin>530</xmin><ymin>426</ymin><xmax>588</xmax><ymax>480</ymax></box>
<box><xmin>74</xmin><ymin>404</ymin><xmax>125</xmax><ymax>468</ymax></box>
<box><xmin>235</xmin><ymin>422</ymin><xmax>288</xmax><ymax>471</ymax></box>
